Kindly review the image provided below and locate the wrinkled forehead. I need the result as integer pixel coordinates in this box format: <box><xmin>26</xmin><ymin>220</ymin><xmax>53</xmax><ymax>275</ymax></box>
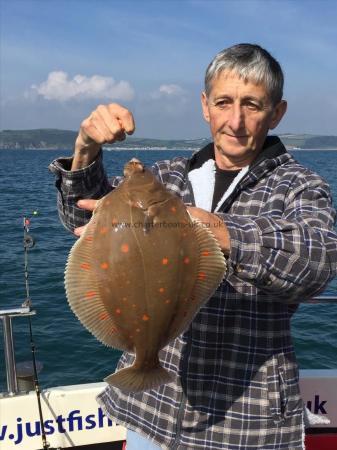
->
<box><xmin>207</xmin><ymin>68</ymin><xmax>271</xmax><ymax>99</ymax></box>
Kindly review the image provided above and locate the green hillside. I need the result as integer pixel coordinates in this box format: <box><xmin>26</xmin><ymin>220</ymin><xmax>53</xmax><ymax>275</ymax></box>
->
<box><xmin>1</xmin><ymin>129</ymin><xmax>337</xmax><ymax>150</ymax></box>
<box><xmin>279</xmin><ymin>134</ymin><xmax>337</xmax><ymax>149</ymax></box>
<box><xmin>0</xmin><ymin>129</ymin><xmax>77</xmax><ymax>149</ymax></box>
<box><xmin>0</xmin><ymin>129</ymin><xmax>209</xmax><ymax>150</ymax></box>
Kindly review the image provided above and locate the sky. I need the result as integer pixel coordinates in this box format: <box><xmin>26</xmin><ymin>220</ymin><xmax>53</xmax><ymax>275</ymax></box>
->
<box><xmin>1</xmin><ymin>0</ymin><xmax>337</xmax><ymax>139</ymax></box>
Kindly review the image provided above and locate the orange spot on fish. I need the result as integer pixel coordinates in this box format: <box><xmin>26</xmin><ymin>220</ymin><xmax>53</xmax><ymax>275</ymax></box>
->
<box><xmin>115</xmin><ymin>308</ymin><xmax>121</xmax><ymax>315</ymax></box>
<box><xmin>100</xmin><ymin>262</ymin><xmax>109</xmax><ymax>270</ymax></box>
<box><xmin>159</xmin><ymin>287</ymin><xmax>165</xmax><ymax>293</ymax></box>
<box><xmin>197</xmin><ymin>272</ymin><xmax>207</xmax><ymax>281</ymax></box>
<box><xmin>121</xmin><ymin>243</ymin><xmax>129</xmax><ymax>253</ymax></box>
<box><xmin>99</xmin><ymin>312</ymin><xmax>109</xmax><ymax>321</ymax></box>
<box><xmin>85</xmin><ymin>291</ymin><xmax>96</xmax><ymax>298</ymax></box>
<box><xmin>100</xmin><ymin>227</ymin><xmax>108</xmax><ymax>234</ymax></box>
<box><xmin>162</xmin><ymin>258</ymin><xmax>169</xmax><ymax>265</ymax></box>
<box><xmin>112</xmin><ymin>218</ymin><xmax>118</xmax><ymax>226</ymax></box>
<box><xmin>183</xmin><ymin>257</ymin><xmax>190</xmax><ymax>264</ymax></box>
<box><xmin>80</xmin><ymin>263</ymin><xmax>91</xmax><ymax>270</ymax></box>
<box><xmin>142</xmin><ymin>314</ymin><xmax>150</xmax><ymax>321</ymax></box>
<box><xmin>165</xmin><ymin>299</ymin><xmax>171</xmax><ymax>304</ymax></box>
<box><xmin>201</xmin><ymin>250</ymin><xmax>210</xmax><ymax>257</ymax></box>
<box><xmin>85</xmin><ymin>236</ymin><xmax>93</xmax><ymax>242</ymax></box>
<box><xmin>170</xmin><ymin>206</ymin><xmax>177</xmax><ymax>213</ymax></box>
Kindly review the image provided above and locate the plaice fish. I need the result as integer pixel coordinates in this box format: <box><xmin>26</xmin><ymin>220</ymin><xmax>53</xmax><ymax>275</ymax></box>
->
<box><xmin>65</xmin><ymin>158</ymin><xmax>226</xmax><ymax>393</ymax></box>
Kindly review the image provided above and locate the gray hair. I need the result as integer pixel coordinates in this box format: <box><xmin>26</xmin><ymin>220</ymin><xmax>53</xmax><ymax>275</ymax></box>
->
<box><xmin>205</xmin><ymin>43</ymin><xmax>284</xmax><ymax>105</ymax></box>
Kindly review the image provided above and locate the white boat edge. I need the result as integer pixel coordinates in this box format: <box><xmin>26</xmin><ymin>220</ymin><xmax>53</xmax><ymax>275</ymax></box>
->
<box><xmin>0</xmin><ymin>369</ymin><xmax>336</xmax><ymax>450</ymax></box>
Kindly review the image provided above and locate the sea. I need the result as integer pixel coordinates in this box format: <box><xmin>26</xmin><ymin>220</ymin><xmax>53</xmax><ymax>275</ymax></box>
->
<box><xmin>0</xmin><ymin>148</ymin><xmax>336</xmax><ymax>392</ymax></box>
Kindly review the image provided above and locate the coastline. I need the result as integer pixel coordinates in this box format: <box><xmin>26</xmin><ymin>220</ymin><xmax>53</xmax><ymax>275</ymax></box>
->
<box><xmin>288</xmin><ymin>148</ymin><xmax>337</xmax><ymax>151</ymax></box>
<box><xmin>1</xmin><ymin>147</ymin><xmax>337</xmax><ymax>152</ymax></box>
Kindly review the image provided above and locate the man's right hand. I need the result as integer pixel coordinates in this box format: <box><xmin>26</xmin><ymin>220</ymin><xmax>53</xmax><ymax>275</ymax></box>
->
<box><xmin>71</xmin><ymin>103</ymin><xmax>135</xmax><ymax>170</ymax></box>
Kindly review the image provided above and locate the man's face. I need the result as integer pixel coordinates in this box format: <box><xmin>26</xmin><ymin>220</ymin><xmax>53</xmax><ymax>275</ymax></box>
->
<box><xmin>201</xmin><ymin>70</ymin><xmax>287</xmax><ymax>169</ymax></box>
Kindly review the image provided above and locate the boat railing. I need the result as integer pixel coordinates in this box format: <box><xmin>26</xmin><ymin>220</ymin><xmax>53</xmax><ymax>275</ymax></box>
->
<box><xmin>0</xmin><ymin>306</ymin><xmax>36</xmax><ymax>396</ymax></box>
<box><xmin>1</xmin><ymin>296</ymin><xmax>337</xmax><ymax>396</ymax></box>
<box><xmin>305</xmin><ymin>295</ymin><xmax>337</xmax><ymax>303</ymax></box>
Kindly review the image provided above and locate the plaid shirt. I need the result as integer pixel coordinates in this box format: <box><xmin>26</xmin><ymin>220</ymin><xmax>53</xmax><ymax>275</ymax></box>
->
<box><xmin>49</xmin><ymin>136</ymin><xmax>337</xmax><ymax>449</ymax></box>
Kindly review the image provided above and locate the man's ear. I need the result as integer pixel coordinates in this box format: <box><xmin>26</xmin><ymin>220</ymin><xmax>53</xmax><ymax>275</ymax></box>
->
<box><xmin>201</xmin><ymin>92</ymin><xmax>210</xmax><ymax>123</ymax></box>
<box><xmin>269</xmin><ymin>100</ymin><xmax>287</xmax><ymax>130</ymax></box>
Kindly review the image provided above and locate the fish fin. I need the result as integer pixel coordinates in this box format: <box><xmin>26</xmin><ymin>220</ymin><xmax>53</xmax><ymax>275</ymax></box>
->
<box><xmin>165</xmin><ymin>218</ymin><xmax>227</xmax><ymax>340</ymax></box>
<box><xmin>65</xmin><ymin>232</ymin><xmax>131</xmax><ymax>352</ymax></box>
<box><xmin>104</xmin><ymin>365</ymin><xmax>173</xmax><ymax>393</ymax></box>
<box><xmin>190</xmin><ymin>217</ymin><xmax>227</xmax><ymax>302</ymax></box>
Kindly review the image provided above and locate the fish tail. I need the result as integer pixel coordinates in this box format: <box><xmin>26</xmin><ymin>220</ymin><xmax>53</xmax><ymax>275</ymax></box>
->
<box><xmin>104</xmin><ymin>364</ymin><xmax>173</xmax><ymax>393</ymax></box>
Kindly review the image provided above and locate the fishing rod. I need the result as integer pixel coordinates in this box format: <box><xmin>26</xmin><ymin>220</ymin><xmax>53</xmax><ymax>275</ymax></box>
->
<box><xmin>22</xmin><ymin>215</ymin><xmax>53</xmax><ymax>450</ymax></box>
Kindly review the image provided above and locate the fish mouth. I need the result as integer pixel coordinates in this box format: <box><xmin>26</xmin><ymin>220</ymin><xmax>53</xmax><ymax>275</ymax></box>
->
<box><xmin>124</xmin><ymin>158</ymin><xmax>145</xmax><ymax>177</ymax></box>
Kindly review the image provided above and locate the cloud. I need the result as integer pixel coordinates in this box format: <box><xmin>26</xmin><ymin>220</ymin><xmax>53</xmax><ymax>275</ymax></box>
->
<box><xmin>159</xmin><ymin>84</ymin><xmax>184</xmax><ymax>96</ymax></box>
<box><xmin>151</xmin><ymin>83</ymin><xmax>186</xmax><ymax>99</ymax></box>
<box><xmin>30</xmin><ymin>71</ymin><xmax>135</xmax><ymax>101</ymax></box>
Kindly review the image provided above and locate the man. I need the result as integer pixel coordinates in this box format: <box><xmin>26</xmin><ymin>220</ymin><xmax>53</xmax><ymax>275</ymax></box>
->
<box><xmin>49</xmin><ymin>44</ymin><xmax>337</xmax><ymax>449</ymax></box>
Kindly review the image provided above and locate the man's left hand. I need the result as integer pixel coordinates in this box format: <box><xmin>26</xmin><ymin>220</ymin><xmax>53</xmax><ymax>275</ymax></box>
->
<box><xmin>74</xmin><ymin>199</ymin><xmax>98</xmax><ymax>236</ymax></box>
<box><xmin>187</xmin><ymin>206</ymin><xmax>230</xmax><ymax>255</ymax></box>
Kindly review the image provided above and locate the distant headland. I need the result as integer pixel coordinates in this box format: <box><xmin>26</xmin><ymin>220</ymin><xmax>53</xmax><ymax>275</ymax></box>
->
<box><xmin>1</xmin><ymin>129</ymin><xmax>337</xmax><ymax>151</ymax></box>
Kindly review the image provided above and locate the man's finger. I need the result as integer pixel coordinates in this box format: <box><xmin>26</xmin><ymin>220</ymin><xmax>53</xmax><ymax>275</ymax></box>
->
<box><xmin>95</xmin><ymin>107</ymin><xmax>125</xmax><ymax>141</ymax></box>
<box><xmin>74</xmin><ymin>225</ymin><xmax>87</xmax><ymax>237</ymax></box>
<box><xmin>77</xmin><ymin>199</ymin><xmax>98</xmax><ymax>211</ymax></box>
<box><xmin>108</xmin><ymin>103</ymin><xmax>135</xmax><ymax>135</ymax></box>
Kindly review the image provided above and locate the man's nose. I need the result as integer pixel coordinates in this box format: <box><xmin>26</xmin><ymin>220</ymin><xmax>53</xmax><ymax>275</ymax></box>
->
<box><xmin>227</xmin><ymin>104</ymin><xmax>244</xmax><ymax>132</ymax></box>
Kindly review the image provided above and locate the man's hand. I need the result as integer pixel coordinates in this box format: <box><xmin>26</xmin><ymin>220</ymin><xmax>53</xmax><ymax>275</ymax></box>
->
<box><xmin>187</xmin><ymin>206</ymin><xmax>230</xmax><ymax>256</ymax></box>
<box><xmin>72</xmin><ymin>104</ymin><xmax>135</xmax><ymax>171</ymax></box>
<box><xmin>74</xmin><ymin>199</ymin><xmax>98</xmax><ymax>236</ymax></box>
